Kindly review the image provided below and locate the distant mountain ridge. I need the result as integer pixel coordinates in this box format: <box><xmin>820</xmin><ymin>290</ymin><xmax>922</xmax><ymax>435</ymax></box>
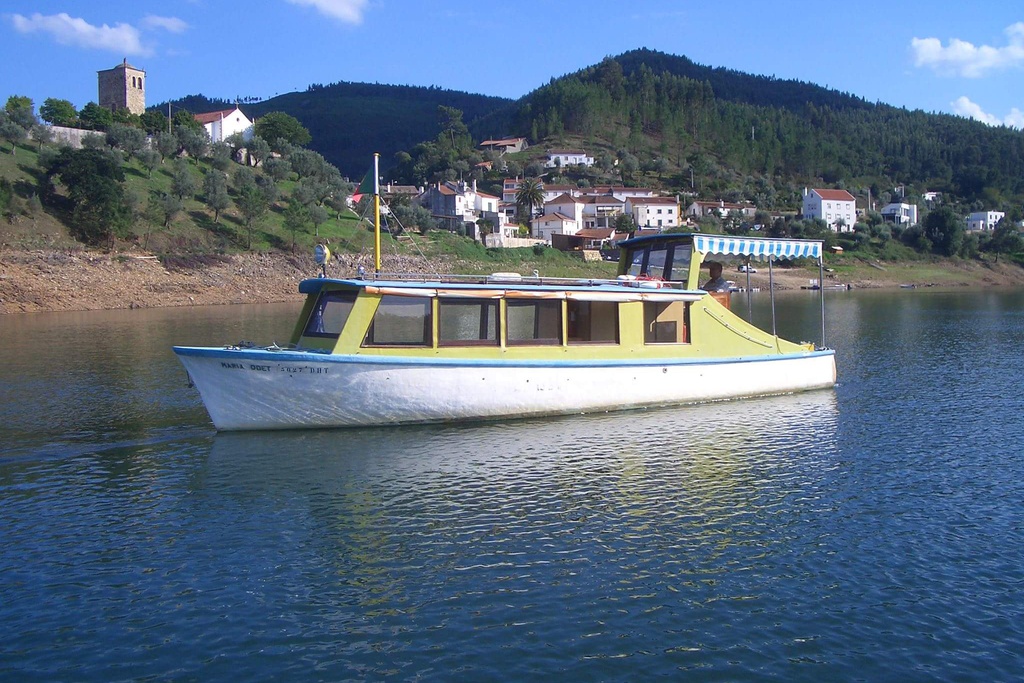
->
<box><xmin>158</xmin><ymin>49</ymin><xmax>1024</xmax><ymax>208</ymax></box>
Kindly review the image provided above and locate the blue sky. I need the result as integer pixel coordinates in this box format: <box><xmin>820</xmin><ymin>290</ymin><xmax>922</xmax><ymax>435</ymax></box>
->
<box><xmin>2</xmin><ymin>1</ymin><xmax>1023</xmax><ymax>130</ymax></box>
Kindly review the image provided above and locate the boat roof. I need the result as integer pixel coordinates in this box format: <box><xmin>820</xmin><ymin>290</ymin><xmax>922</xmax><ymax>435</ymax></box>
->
<box><xmin>619</xmin><ymin>232</ymin><xmax>822</xmax><ymax>260</ymax></box>
<box><xmin>299</xmin><ymin>275</ymin><xmax>705</xmax><ymax>300</ymax></box>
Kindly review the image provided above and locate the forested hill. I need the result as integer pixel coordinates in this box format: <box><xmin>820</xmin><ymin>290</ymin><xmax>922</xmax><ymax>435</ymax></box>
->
<box><xmin>478</xmin><ymin>49</ymin><xmax>1024</xmax><ymax>207</ymax></box>
<box><xmin>164</xmin><ymin>49</ymin><xmax>1024</xmax><ymax>208</ymax></box>
<box><xmin>158</xmin><ymin>84</ymin><xmax>511</xmax><ymax>177</ymax></box>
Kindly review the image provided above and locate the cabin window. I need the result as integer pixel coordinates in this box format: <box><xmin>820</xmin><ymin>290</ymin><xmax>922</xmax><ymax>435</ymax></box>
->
<box><xmin>643</xmin><ymin>301</ymin><xmax>690</xmax><ymax>344</ymax></box>
<box><xmin>625</xmin><ymin>242</ymin><xmax>691</xmax><ymax>282</ymax></box>
<box><xmin>506</xmin><ymin>300</ymin><xmax>562</xmax><ymax>345</ymax></box>
<box><xmin>364</xmin><ymin>295</ymin><xmax>431</xmax><ymax>346</ymax></box>
<box><xmin>567</xmin><ymin>300</ymin><xmax>618</xmax><ymax>344</ymax></box>
<box><xmin>438</xmin><ymin>298</ymin><xmax>499</xmax><ymax>346</ymax></box>
<box><xmin>303</xmin><ymin>290</ymin><xmax>358</xmax><ymax>338</ymax></box>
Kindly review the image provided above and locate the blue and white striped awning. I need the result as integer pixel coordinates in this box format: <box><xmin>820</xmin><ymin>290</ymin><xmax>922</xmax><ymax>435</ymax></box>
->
<box><xmin>692</xmin><ymin>235</ymin><xmax>822</xmax><ymax>261</ymax></box>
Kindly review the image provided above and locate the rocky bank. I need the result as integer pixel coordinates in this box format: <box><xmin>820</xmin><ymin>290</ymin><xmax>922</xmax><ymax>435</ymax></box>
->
<box><xmin>3</xmin><ymin>249</ymin><xmax>1024</xmax><ymax>315</ymax></box>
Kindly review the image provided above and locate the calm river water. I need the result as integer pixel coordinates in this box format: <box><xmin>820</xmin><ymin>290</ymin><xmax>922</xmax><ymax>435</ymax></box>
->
<box><xmin>2</xmin><ymin>289</ymin><xmax>1024</xmax><ymax>681</ymax></box>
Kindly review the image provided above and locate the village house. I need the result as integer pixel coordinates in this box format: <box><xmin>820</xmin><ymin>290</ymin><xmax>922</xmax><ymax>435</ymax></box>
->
<box><xmin>417</xmin><ymin>180</ymin><xmax>504</xmax><ymax>239</ymax></box>
<box><xmin>627</xmin><ymin>196</ymin><xmax>680</xmax><ymax>230</ymax></box>
<box><xmin>545</xmin><ymin>149</ymin><xmax>595</xmax><ymax>168</ymax></box>
<box><xmin>685</xmin><ymin>199</ymin><xmax>756</xmax><ymax>220</ymax></box>
<box><xmin>193</xmin><ymin>106</ymin><xmax>254</xmax><ymax>143</ymax></box>
<box><xmin>479</xmin><ymin>137</ymin><xmax>528</xmax><ymax>155</ymax></box>
<box><xmin>802</xmin><ymin>188</ymin><xmax>857</xmax><ymax>232</ymax></box>
<box><xmin>880</xmin><ymin>202</ymin><xmax>919</xmax><ymax>226</ymax></box>
<box><xmin>965</xmin><ymin>210</ymin><xmax>1005</xmax><ymax>232</ymax></box>
<box><xmin>534</xmin><ymin>212</ymin><xmax>579</xmax><ymax>243</ymax></box>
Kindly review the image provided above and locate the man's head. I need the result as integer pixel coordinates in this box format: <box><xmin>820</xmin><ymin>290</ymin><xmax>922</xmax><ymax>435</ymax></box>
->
<box><xmin>708</xmin><ymin>261</ymin><xmax>723</xmax><ymax>278</ymax></box>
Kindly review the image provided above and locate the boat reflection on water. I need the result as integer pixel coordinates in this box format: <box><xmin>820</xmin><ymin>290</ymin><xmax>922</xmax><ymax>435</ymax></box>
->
<box><xmin>204</xmin><ymin>390</ymin><xmax>839</xmax><ymax>499</ymax></box>
<box><xmin>196</xmin><ymin>393</ymin><xmax>840</xmax><ymax>676</ymax></box>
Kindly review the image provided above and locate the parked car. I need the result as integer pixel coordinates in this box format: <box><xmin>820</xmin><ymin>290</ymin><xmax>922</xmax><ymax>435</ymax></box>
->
<box><xmin>738</xmin><ymin>264</ymin><xmax>757</xmax><ymax>273</ymax></box>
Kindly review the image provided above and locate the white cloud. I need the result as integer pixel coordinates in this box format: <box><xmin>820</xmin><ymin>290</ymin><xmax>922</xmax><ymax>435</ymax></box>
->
<box><xmin>911</xmin><ymin>23</ymin><xmax>1024</xmax><ymax>77</ymax></box>
<box><xmin>952</xmin><ymin>96</ymin><xmax>1024</xmax><ymax>129</ymax></box>
<box><xmin>284</xmin><ymin>0</ymin><xmax>368</xmax><ymax>24</ymax></box>
<box><xmin>10</xmin><ymin>12</ymin><xmax>149</xmax><ymax>55</ymax></box>
<box><xmin>141</xmin><ymin>15</ymin><xmax>189</xmax><ymax>34</ymax></box>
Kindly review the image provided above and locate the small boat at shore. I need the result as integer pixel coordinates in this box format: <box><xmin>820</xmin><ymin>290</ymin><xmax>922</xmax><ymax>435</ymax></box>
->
<box><xmin>174</xmin><ymin>158</ymin><xmax>836</xmax><ymax>430</ymax></box>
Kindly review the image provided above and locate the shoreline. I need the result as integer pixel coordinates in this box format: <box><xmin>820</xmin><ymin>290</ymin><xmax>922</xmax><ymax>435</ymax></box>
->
<box><xmin>3</xmin><ymin>248</ymin><xmax>1023</xmax><ymax>314</ymax></box>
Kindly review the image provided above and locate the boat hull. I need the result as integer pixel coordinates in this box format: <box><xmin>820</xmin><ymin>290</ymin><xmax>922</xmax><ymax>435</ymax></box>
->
<box><xmin>173</xmin><ymin>346</ymin><xmax>837</xmax><ymax>431</ymax></box>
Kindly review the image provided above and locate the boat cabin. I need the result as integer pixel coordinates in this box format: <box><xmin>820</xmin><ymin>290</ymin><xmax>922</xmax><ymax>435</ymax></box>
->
<box><xmin>289</xmin><ymin>234</ymin><xmax>825</xmax><ymax>361</ymax></box>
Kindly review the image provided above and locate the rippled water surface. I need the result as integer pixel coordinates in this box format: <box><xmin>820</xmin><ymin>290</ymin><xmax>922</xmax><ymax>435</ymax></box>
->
<box><xmin>3</xmin><ymin>291</ymin><xmax>1024</xmax><ymax>681</ymax></box>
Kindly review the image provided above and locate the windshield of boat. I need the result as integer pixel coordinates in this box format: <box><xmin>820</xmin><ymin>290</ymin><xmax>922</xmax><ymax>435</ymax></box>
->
<box><xmin>303</xmin><ymin>290</ymin><xmax>358</xmax><ymax>338</ymax></box>
<box><xmin>625</xmin><ymin>240</ymin><xmax>692</xmax><ymax>282</ymax></box>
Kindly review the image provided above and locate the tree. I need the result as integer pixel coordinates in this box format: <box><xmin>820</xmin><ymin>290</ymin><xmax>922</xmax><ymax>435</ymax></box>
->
<box><xmin>155</xmin><ymin>131</ymin><xmax>179</xmax><ymax>160</ymax></box>
<box><xmin>78</xmin><ymin>102</ymin><xmax>114</xmax><ymax>131</ymax></box>
<box><xmin>264</xmin><ymin>156</ymin><xmax>292</xmax><ymax>182</ymax></box>
<box><xmin>137</xmin><ymin>148</ymin><xmax>161</xmax><ymax>178</ymax></box>
<box><xmin>236</xmin><ymin>184</ymin><xmax>268</xmax><ymax>249</ymax></box>
<box><xmin>922</xmin><ymin>206</ymin><xmax>964</xmax><ymax>257</ymax></box>
<box><xmin>209</xmin><ymin>142</ymin><xmax>232</xmax><ymax>171</ymax></box>
<box><xmin>105</xmin><ymin>123</ymin><xmax>147</xmax><ymax>158</ymax></box>
<box><xmin>172</xmin><ymin>109</ymin><xmax>203</xmax><ymax>133</ymax></box>
<box><xmin>515</xmin><ymin>178</ymin><xmax>544</xmax><ymax>226</ymax></box>
<box><xmin>254</xmin><ymin>112</ymin><xmax>311</xmax><ymax>149</ymax></box>
<box><xmin>170</xmin><ymin>158</ymin><xmax>197</xmax><ymax>200</ymax></box>
<box><xmin>157</xmin><ymin>192</ymin><xmax>184</xmax><ymax>228</ymax></box>
<box><xmin>177</xmin><ymin>126</ymin><xmax>209</xmax><ymax>163</ymax></box>
<box><xmin>139</xmin><ymin>110</ymin><xmax>168</xmax><ymax>135</ymax></box>
<box><xmin>5</xmin><ymin>96</ymin><xmax>36</xmax><ymax>129</ymax></box>
<box><xmin>245</xmin><ymin>136</ymin><xmax>271</xmax><ymax>168</ymax></box>
<box><xmin>986</xmin><ymin>219</ymin><xmax>1024</xmax><ymax>262</ymax></box>
<box><xmin>309</xmin><ymin>203</ymin><xmax>329</xmax><ymax>236</ymax></box>
<box><xmin>31</xmin><ymin>123</ymin><xmax>53</xmax><ymax>151</ymax></box>
<box><xmin>39</xmin><ymin>98</ymin><xmax>77</xmax><ymax>127</ymax></box>
<box><xmin>46</xmin><ymin>147</ymin><xmax>131</xmax><ymax>246</ymax></box>
<box><xmin>202</xmin><ymin>170</ymin><xmax>230</xmax><ymax>223</ymax></box>
<box><xmin>0</xmin><ymin>111</ymin><xmax>27</xmax><ymax>154</ymax></box>
<box><xmin>283</xmin><ymin>197</ymin><xmax>311</xmax><ymax>249</ymax></box>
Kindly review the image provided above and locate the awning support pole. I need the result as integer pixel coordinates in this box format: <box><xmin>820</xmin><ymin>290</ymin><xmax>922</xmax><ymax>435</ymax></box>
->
<box><xmin>769</xmin><ymin>256</ymin><xmax>777</xmax><ymax>337</ymax></box>
<box><xmin>819</xmin><ymin>257</ymin><xmax>826</xmax><ymax>348</ymax></box>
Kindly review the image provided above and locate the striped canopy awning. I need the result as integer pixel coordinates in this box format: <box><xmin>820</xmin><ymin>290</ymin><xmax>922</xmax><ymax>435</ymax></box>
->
<box><xmin>692</xmin><ymin>235</ymin><xmax>822</xmax><ymax>261</ymax></box>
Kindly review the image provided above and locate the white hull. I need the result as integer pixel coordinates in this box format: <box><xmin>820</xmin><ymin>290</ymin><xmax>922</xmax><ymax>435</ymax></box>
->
<box><xmin>174</xmin><ymin>347</ymin><xmax>837</xmax><ymax>431</ymax></box>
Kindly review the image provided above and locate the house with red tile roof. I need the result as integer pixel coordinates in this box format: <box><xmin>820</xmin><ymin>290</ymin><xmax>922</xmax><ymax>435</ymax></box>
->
<box><xmin>802</xmin><ymin>188</ymin><xmax>857</xmax><ymax>232</ymax></box>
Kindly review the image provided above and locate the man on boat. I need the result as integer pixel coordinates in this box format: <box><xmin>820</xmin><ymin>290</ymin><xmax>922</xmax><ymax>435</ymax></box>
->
<box><xmin>702</xmin><ymin>261</ymin><xmax>730</xmax><ymax>291</ymax></box>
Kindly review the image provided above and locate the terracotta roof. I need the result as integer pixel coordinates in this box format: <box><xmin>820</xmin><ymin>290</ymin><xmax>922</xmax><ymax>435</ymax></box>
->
<box><xmin>813</xmin><ymin>189</ymin><xmax>856</xmax><ymax>201</ymax></box>
<box><xmin>194</xmin><ymin>108</ymin><xmax>243</xmax><ymax>125</ymax></box>
<box><xmin>538</xmin><ymin>212</ymin><xmax>574</xmax><ymax>222</ymax></box>
<box><xmin>477</xmin><ymin>191</ymin><xmax>499</xmax><ymax>199</ymax></box>
<box><xmin>548</xmin><ymin>149</ymin><xmax>586</xmax><ymax>155</ymax></box>
<box><xmin>547</xmin><ymin>193</ymin><xmax>579</xmax><ymax>204</ymax></box>
<box><xmin>574</xmin><ymin>228</ymin><xmax>616</xmax><ymax>239</ymax></box>
<box><xmin>630</xmin><ymin>197</ymin><xmax>678</xmax><ymax>205</ymax></box>
<box><xmin>579</xmin><ymin>195</ymin><xmax>623</xmax><ymax>205</ymax></box>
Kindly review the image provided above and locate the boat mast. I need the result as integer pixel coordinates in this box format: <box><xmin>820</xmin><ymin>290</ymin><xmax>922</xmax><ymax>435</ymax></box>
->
<box><xmin>373</xmin><ymin>153</ymin><xmax>381</xmax><ymax>274</ymax></box>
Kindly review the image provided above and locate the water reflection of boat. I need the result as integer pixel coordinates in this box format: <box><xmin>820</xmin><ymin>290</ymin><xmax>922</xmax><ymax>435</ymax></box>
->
<box><xmin>174</xmin><ymin>157</ymin><xmax>835</xmax><ymax>431</ymax></box>
<box><xmin>204</xmin><ymin>391</ymin><xmax>840</xmax><ymax>484</ymax></box>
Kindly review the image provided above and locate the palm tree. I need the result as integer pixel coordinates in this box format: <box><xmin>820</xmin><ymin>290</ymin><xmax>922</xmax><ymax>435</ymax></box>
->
<box><xmin>515</xmin><ymin>178</ymin><xmax>544</xmax><ymax>233</ymax></box>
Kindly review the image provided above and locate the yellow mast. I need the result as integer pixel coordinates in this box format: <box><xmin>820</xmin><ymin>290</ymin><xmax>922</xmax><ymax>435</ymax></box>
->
<box><xmin>373</xmin><ymin>153</ymin><xmax>381</xmax><ymax>274</ymax></box>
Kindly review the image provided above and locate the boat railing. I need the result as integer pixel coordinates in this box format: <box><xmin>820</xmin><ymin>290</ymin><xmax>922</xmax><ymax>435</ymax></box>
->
<box><xmin>366</xmin><ymin>271</ymin><xmax>695</xmax><ymax>290</ymax></box>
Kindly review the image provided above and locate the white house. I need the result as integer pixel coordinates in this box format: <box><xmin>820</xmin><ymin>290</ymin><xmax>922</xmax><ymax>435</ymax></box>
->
<box><xmin>534</xmin><ymin>212</ymin><xmax>579</xmax><ymax>242</ymax></box>
<box><xmin>545</xmin><ymin>149</ymin><xmax>594</xmax><ymax>168</ymax></box>
<box><xmin>417</xmin><ymin>180</ymin><xmax>501</xmax><ymax>238</ymax></box>
<box><xmin>193</xmin><ymin>107</ymin><xmax>254</xmax><ymax>143</ymax></box>
<box><xmin>627</xmin><ymin>196</ymin><xmax>680</xmax><ymax>230</ymax></box>
<box><xmin>685</xmin><ymin>200</ymin><xmax>756</xmax><ymax>219</ymax></box>
<box><xmin>880</xmin><ymin>202</ymin><xmax>919</xmax><ymax>226</ymax></box>
<box><xmin>802</xmin><ymin>188</ymin><xmax>857</xmax><ymax>232</ymax></box>
<box><xmin>965</xmin><ymin>211</ymin><xmax>1005</xmax><ymax>232</ymax></box>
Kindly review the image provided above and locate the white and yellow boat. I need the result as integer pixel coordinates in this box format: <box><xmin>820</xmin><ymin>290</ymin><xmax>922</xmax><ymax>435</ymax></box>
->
<box><xmin>174</xmin><ymin>160</ymin><xmax>835</xmax><ymax>430</ymax></box>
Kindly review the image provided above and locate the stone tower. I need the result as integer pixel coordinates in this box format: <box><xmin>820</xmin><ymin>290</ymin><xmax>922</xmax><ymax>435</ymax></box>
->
<box><xmin>97</xmin><ymin>59</ymin><xmax>146</xmax><ymax>115</ymax></box>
